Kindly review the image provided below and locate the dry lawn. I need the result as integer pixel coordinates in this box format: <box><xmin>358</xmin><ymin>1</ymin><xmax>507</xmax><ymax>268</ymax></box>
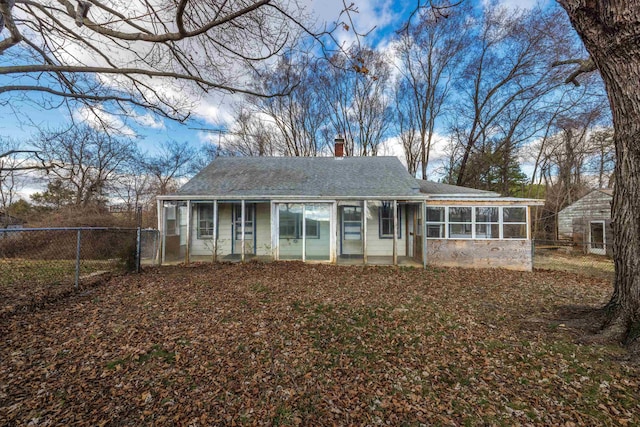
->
<box><xmin>1</xmin><ymin>262</ymin><xmax>638</xmax><ymax>426</ymax></box>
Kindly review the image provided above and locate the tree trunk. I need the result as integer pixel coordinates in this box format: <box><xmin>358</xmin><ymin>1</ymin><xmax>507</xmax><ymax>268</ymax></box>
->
<box><xmin>559</xmin><ymin>1</ymin><xmax>640</xmax><ymax>343</ymax></box>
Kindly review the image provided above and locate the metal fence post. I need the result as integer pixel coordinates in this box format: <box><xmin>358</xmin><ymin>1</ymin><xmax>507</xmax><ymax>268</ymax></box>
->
<box><xmin>136</xmin><ymin>228</ymin><xmax>142</xmax><ymax>273</ymax></box>
<box><xmin>75</xmin><ymin>229</ymin><xmax>81</xmax><ymax>289</ymax></box>
<box><xmin>136</xmin><ymin>207</ymin><xmax>142</xmax><ymax>273</ymax></box>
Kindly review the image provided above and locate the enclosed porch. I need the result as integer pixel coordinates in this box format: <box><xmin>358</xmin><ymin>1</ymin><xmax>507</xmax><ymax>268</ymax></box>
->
<box><xmin>157</xmin><ymin>199</ymin><xmax>424</xmax><ymax>267</ymax></box>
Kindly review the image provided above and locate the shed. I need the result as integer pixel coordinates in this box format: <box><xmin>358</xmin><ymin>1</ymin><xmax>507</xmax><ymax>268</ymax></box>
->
<box><xmin>557</xmin><ymin>189</ymin><xmax>613</xmax><ymax>256</ymax></box>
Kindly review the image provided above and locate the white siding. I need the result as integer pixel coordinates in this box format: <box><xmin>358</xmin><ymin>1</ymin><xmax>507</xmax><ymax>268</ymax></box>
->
<box><xmin>363</xmin><ymin>203</ymin><xmax>406</xmax><ymax>257</ymax></box>
<box><xmin>255</xmin><ymin>204</ymin><xmax>271</xmax><ymax>255</ymax></box>
<box><xmin>188</xmin><ymin>203</ymin><xmax>271</xmax><ymax>257</ymax></box>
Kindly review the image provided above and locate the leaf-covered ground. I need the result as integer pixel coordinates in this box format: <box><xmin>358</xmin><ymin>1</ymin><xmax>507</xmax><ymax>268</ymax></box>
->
<box><xmin>1</xmin><ymin>262</ymin><xmax>638</xmax><ymax>425</ymax></box>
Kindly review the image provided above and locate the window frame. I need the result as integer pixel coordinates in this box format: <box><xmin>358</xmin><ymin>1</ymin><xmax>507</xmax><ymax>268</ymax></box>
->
<box><xmin>277</xmin><ymin>208</ymin><xmax>321</xmax><ymax>240</ymax></box>
<box><xmin>448</xmin><ymin>206</ymin><xmax>473</xmax><ymax>239</ymax></box>
<box><xmin>197</xmin><ymin>203</ymin><xmax>215</xmax><ymax>239</ymax></box>
<box><xmin>425</xmin><ymin>205</ymin><xmax>529</xmax><ymax>240</ymax></box>
<box><xmin>425</xmin><ymin>206</ymin><xmax>446</xmax><ymax>238</ymax></box>
<box><xmin>474</xmin><ymin>206</ymin><xmax>499</xmax><ymax>240</ymax></box>
<box><xmin>378</xmin><ymin>204</ymin><xmax>402</xmax><ymax>239</ymax></box>
<box><xmin>502</xmin><ymin>206</ymin><xmax>528</xmax><ymax>239</ymax></box>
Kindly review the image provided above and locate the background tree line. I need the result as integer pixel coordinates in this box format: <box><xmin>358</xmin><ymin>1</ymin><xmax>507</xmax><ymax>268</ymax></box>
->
<box><xmin>1</xmin><ymin>2</ymin><xmax>613</xmax><ymax>236</ymax></box>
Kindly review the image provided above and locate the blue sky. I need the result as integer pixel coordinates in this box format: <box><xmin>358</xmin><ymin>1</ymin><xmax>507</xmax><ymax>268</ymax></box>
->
<box><xmin>1</xmin><ymin>0</ymin><xmax>548</xmax><ymax>198</ymax></box>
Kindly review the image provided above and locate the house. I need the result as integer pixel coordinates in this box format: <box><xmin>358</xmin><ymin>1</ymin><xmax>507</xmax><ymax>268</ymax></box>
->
<box><xmin>157</xmin><ymin>141</ymin><xmax>543</xmax><ymax>271</ymax></box>
<box><xmin>557</xmin><ymin>189</ymin><xmax>613</xmax><ymax>256</ymax></box>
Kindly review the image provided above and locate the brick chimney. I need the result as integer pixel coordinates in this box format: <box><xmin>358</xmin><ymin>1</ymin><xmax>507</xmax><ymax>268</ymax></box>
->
<box><xmin>334</xmin><ymin>136</ymin><xmax>345</xmax><ymax>157</ymax></box>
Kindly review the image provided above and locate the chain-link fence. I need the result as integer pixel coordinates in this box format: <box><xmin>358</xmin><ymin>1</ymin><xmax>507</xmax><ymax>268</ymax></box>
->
<box><xmin>533</xmin><ymin>239</ymin><xmax>614</xmax><ymax>280</ymax></box>
<box><xmin>0</xmin><ymin>227</ymin><xmax>159</xmax><ymax>316</ymax></box>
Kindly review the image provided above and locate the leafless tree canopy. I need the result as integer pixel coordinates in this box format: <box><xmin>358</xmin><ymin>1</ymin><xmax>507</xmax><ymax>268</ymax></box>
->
<box><xmin>0</xmin><ymin>0</ymin><xmax>315</xmax><ymax>121</ymax></box>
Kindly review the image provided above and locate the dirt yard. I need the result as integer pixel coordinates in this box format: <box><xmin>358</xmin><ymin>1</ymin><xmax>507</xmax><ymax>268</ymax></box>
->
<box><xmin>1</xmin><ymin>262</ymin><xmax>638</xmax><ymax>425</ymax></box>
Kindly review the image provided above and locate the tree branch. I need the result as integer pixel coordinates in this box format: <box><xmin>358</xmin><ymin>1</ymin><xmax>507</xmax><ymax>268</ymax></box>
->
<box><xmin>552</xmin><ymin>57</ymin><xmax>597</xmax><ymax>86</ymax></box>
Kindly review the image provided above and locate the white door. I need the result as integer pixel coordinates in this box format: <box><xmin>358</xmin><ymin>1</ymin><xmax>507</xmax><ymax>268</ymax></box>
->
<box><xmin>232</xmin><ymin>203</ymin><xmax>255</xmax><ymax>254</ymax></box>
<box><xmin>589</xmin><ymin>221</ymin><xmax>606</xmax><ymax>255</ymax></box>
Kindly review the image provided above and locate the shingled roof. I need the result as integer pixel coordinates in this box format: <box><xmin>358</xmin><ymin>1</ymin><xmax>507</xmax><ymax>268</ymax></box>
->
<box><xmin>416</xmin><ymin>180</ymin><xmax>501</xmax><ymax>197</ymax></box>
<box><xmin>176</xmin><ymin>156</ymin><xmax>422</xmax><ymax>198</ymax></box>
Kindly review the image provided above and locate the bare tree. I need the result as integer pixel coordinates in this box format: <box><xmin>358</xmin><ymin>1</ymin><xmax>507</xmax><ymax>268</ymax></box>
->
<box><xmin>450</xmin><ymin>6</ymin><xmax>570</xmax><ymax>188</ymax></box>
<box><xmin>321</xmin><ymin>48</ymin><xmax>393</xmax><ymax>156</ymax></box>
<box><xmin>253</xmin><ymin>57</ymin><xmax>329</xmax><ymax>156</ymax></box>
<box><xmin>0</xmin><ymin>139</ymin><xmax>25</xmax><ymax>224</ymax></box>
<box><xmin>0</xmin><ymin>0</ymin><xmax>325</xmax><ymax>124</ymax></box>
<box><xmin>33</xmin><ymin>126</ymin><xmax>136</xmax><ymax>206</ymax></box>
<box><xmin>142</xmin><ymin>140</ymin><xmax>196</xmax><ymax>196</ymax></box>
<box><xmin>218</xmin><ymin>108</ymin><xmax>276</xmax><ymax>157</ymax></box>
<box><xmin>111</xmin><ymin>162</ymin><xmax>155</xmax><ymax>218</ymax></box>
<box><xmin>394</xmin><ymin>2</ymin><xmax>469</xmax><ymax>179</ymax></box>
<box><xmin>585</xmin><ymin>128</ymin><xmax>614</xmax><ymax>189</ymax></box>
<box><xmin>394</xmin><ymin>79</ymin><xmax>421</xmax><ymax>176</ymax></box>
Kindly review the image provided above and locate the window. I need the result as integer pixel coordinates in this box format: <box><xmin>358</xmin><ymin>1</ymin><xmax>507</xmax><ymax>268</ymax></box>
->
<box><xmin>379</xmin><ymin>204</ymin><xmax>401</xmax><ymax>238</ymax></box>
<box><xmin>278</xmin><ymin>204</ymin><xmax>320</xmax><ymax>239</ymax></box>
<box><xmin>426</xmin><ymin>207</ymin><xmax>445</xmax><ymax>238</ymax></box>
<box><xmin>448</xmin><ymin>207</ymin><xmax>472</xmax><ymax>238</ymax></box>
<box><xmin>475</xmin><ymin>207</ymin><xmax>499</xmax><ymax>239</ymax></box>
<box><xmin>503</xmin><ymin>207</ymin><xmax>527</xmax><ymax>239</ymax></box>
<box><xmin>305</xmin><ymin>217</ymin><xmax>320</xmax><ymax>239</ymax></box>
<box><xmin>197</xmin><ymin>204</ymin><xmax>214</xmax><ymax>239</ymax></box>
<box><xmin>425</xmin><ymin>205</ymin><xmax>528</xmax><ymax>240</ymax></box>
<box><xmin>279</xmin><ymin>213</ymin><xmax>298</xmax><ymax>238</ymax></box>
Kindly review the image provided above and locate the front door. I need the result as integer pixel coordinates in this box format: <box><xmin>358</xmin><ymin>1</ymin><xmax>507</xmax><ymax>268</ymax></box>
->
<box><xmin>413</xmin><ymin>205</ymin><xmax>423</xmax><ymax>262</ymax></box>
<box><xmin>589</xmin><ymin>221</ymin><xmax>606</xmax><ymax>255</ymax></box>
<box><xmin>341</xmin><ymin>206</ymin><xmax>363</xmax><ymax>255</ymax></box>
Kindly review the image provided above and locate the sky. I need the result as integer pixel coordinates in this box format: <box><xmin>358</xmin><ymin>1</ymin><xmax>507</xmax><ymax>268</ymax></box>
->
<box><xmin>1</xmin><ymin>0</ymin><xmax>548</xmax><ymax>199</ymax></box>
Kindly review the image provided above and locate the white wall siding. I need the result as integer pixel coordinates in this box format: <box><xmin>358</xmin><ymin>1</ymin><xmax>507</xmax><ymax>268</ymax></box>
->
<box><xmin>255</xmin><ymin>204</ymin><xmax>271</xmax><ymax>255</ymax></box>
<box><xmin>363</xmin><ymin>204</ymin><xmax>406</xmax><ymax>257</ymax></box>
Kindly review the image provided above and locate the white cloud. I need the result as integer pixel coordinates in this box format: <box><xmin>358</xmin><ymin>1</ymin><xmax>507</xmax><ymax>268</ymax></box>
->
<box><xmin>130</xmin><ymin>111</ymin><xmax>165</xmax><ymax>129</ymax></box>
<box><xmin>73</xmin><ymin>105</ymin><xmax>137</xmax><ymax>137</ymax></box>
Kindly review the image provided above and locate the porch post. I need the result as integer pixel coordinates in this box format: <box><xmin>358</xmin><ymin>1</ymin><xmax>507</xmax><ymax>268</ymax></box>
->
<box><xmin>185</xmin><ymin>200</ymin><xmax>192</xmax><ymax>264</ymax></box>
<box><xmin>393</xmin><ymin>199</ymin><xmax>398</xmax><ymax>266</ymax></box>
<box><xmin>362</xmin><ymin>200</ymin><xmax>367</xmax><ymax>265</ymax></box>
<box><xmin>157</xmin><ymin>199</ymin><xmax>164</xmax><ymax>265</ymax></box>
<box><xmin>271</xmin><ymin>201</ymin><xmax>277</xmax><ymax>260</ymax></box>
<box><xmin>422</xmin><ymin>203</ymin><xmax>427</xmax><ymax>269</ymax></box>
<box><xmin>213</xmin><ymin>200</ymin><xmax>218</xmax><ymax>263</ymax></box>
<box><xmin>241</xmin><ymin>200</ymin><xmax>246</xmax><ymax>262</ymax></box>
<box><xmin>302</xmin><ymin>205</ymin><xmax>306</xmax><ymax>262</ymax></box>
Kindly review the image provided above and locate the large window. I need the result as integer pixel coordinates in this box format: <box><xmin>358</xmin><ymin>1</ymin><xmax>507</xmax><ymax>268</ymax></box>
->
<box><xmin>379</xmin><ymin>204</ymin><xmax>401</xmax><ymax>238</ymax></box>
<box><xmin>278</xmin><ymin>206</ymin><xmax>320</xmax><ymax>239</ymax></box>
<box><xmin>425</xmin><ymin>206</ymin><xmax>528</xmax><ymax>240</ymax></box>
<box><xmin>278</xmin><ymin>203</ymin><xmax>329</xmax><ymax>261</ymax></box>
